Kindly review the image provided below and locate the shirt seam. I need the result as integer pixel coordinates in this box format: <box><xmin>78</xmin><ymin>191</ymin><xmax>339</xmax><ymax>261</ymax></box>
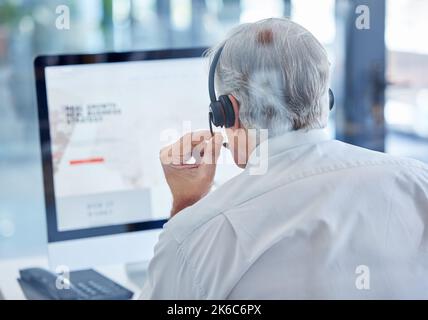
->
<box><xmin>233</xmin><ymin>160</ymin><xmax>427</xmax><ymax>210</ymax></box>
<box><xmin>176</xmin><ymin>241</ymin><xmax>208</xmax><ymax>299</ymax></box>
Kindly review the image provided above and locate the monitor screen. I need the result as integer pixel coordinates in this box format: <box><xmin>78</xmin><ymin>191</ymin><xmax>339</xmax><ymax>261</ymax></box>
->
<box><xmin>42</xmin><ymin>56</ymin><xmax>240</xmax><ymax>234</ymax></box>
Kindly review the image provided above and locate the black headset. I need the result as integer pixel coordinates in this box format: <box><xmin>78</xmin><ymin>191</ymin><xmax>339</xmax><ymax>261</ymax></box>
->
<box><xmin>208</xmin><ymin>45</ymin><xmax>334</xmax><ymax>135</ymax></box>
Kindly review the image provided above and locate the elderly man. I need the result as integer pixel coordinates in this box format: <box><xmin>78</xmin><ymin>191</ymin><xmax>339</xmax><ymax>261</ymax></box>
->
<box><xmin>140</xmin><ymin>18</ymin><xmax>428</xmax><ymax>299</ymax></box>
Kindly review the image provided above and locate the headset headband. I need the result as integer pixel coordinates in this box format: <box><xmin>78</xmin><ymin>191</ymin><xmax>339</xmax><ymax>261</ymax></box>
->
<box><xmin>208</xmin><ymin>45</ymin><xmax>224</xmax><ymax>103</ymax></box>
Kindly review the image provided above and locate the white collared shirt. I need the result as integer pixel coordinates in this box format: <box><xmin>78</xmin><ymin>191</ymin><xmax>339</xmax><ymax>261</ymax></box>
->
<box><xmin>140</xmin><ymin>129</ymin><xmax>428</xmax><ymax>299</ymax></box>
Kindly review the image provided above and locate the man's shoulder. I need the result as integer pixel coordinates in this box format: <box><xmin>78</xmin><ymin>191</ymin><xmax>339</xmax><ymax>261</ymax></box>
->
<box><xmin>162</xmin><ymin>139</ymin><xmax>428</xmax><ymax>245</ymax></box>
<box><xmin>163</xmin><ymin>203</ymin><xmax>226</xmax><ymax>245</ymax></box>
<box><xmin>162</xmin><ymin>173</ymin><xmax>245</xmax><ymax>244</ymax></box>
<box><xmin>326</xmin><ymin>140</ymin><xmax>428</xmax><ymax>171</ymax></box>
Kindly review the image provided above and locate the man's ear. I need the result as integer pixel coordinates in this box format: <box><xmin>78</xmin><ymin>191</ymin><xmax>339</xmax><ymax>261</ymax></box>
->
<box><xmin>228</xmin><ymin>94</ymin><xmax>240</xmax><ymax>129</ymax></box>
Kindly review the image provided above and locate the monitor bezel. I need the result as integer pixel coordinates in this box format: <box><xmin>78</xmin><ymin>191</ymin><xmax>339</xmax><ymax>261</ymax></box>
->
<box><xmin>34</xmin><ymin>47</ymin><xmax>208</xmax><ymax>242</ymax></box>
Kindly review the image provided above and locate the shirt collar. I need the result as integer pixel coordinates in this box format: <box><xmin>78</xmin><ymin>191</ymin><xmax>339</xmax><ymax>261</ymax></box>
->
<box><xmin>246</xmin><ymin>128</ymin><xmax>331</xmax><ymax>170</ymax></box>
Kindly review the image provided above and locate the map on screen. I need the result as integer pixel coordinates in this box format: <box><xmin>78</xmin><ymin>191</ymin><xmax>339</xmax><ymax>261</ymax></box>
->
<box><xmin>45</xmin><ymin>58</ymin><xmax>241</xmax><ymax>231</ymax></box>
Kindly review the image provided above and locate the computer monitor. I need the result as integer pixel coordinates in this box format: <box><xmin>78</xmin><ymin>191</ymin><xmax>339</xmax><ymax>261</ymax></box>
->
<box><xmin>34</xmin><ymin>48</ymin><xmax>241</xmax><ymax>271</ymax></box>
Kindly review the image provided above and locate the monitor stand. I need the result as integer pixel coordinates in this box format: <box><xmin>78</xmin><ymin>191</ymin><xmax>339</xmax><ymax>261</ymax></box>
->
<box><xmin>125</xmin><ymin>260</ymin><xmax>150</xmax><ymax>289</ymax></box>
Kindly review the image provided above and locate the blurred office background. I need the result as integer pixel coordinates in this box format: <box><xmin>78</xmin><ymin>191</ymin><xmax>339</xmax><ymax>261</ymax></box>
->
<box><xmin>1</xmin><ymin>0</ymin><xmax>427</xmax><ymax>258</ymax></box>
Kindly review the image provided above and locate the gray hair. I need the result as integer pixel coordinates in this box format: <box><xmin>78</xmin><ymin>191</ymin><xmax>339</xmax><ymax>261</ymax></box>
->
<box><xmin>206</xmin><ymin>18</ymin><xmax>331</xmax><ymax>137</ymax></box>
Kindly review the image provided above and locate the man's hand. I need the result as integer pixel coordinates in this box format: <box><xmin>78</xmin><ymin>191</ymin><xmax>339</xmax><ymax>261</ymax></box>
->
<box><xmin>160</xmin><ymin>131</ymin><xmax>223</xmax><ymax>217</ymax></box>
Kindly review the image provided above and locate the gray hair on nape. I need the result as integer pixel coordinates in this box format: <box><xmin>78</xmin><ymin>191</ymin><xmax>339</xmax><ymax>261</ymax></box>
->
<box><xmin>205</xmin><ymin>17</ymin><xmax>331</xmax><ymax>137</ymax></box>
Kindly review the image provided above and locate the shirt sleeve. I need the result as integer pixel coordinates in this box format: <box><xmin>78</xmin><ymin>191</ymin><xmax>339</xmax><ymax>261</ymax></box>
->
<box><xmin>139</xmin><ymin>227</ymin><xmax>202</xmax><ymax>299</ymax></box>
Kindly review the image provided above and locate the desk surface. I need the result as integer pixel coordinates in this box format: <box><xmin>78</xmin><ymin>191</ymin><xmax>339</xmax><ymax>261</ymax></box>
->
<box><xmin>0</xmin><ymin>255</ymin><xmax>144</xmax><ymax>300</ymax></box>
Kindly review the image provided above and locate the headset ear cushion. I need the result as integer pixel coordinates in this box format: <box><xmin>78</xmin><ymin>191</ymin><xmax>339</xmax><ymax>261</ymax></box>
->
<box><xmin>209</xmin><ymin>101</ymin><xmax>225</xmax><ymax>127</ymax></box>
<box><xmin>219</xmin><ymin>95</ymin><xmax>235</xmax><ymax>128</ymax></box>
